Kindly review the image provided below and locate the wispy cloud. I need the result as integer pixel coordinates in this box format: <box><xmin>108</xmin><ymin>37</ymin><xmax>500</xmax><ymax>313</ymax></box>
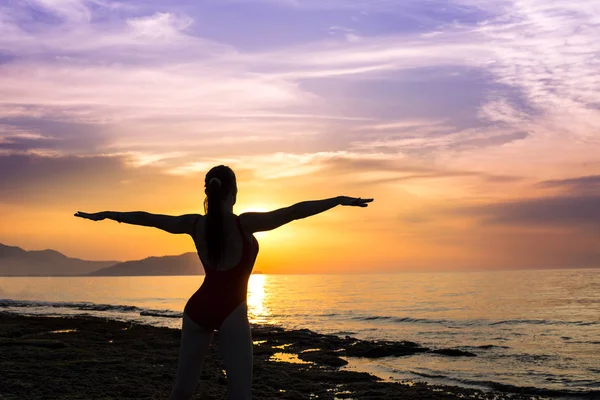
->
<box><xmin>468</xmin><ymin>0</ymin><xmax>600</xmax><ymax>140</ymax></box>
<box><xmin>28</xmin><ymin>0</ymin><xmax>92</xmax><ymax>23</ymax></box>
<box><xmin>538</xmin><ymin>175</ymin><xmax>600</xmax><ymax>195</ymax></box>
<box><xmin>126</xmin><ymin>12</ymin><xmax>193</xmax><ymax>39</ymax></box>
<box><xmin>452</xmin><ymin>195</ymin><xmax>600</xmax><ymax>230</ymax></box>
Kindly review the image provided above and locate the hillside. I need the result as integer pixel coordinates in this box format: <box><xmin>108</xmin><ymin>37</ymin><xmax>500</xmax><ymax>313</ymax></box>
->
<box><xmin>0</xmin><ymin>243</ymin><xmax>117</xmax><ymax>276</ymax></box>
<box><xmin>87</xmin><ymin>252</ymin><xmax>204</xmax><ymax>276</ymax></box>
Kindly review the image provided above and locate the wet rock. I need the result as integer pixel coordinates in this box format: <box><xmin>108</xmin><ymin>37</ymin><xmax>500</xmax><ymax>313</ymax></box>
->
<box><xmin>0</xmin><ymin>312</ymin><xmax>543</xmax><ymax>400</ymax></box>
<box><xmin>345</xmin><ymin>340</ymin><xmax>429</xmax><ymax>358</ymax></box>
<box><xmin>297</xmin><ymin>350</ymin><xmax>348</xmax><ymax>367</ymax></box>
<box><xmin>0</xmin><ymin>338</ymin><xmax>69</xmax><ymax>349</ymax></box>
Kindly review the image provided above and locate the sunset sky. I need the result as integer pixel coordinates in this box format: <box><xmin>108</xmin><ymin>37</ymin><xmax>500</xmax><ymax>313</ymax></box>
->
<box><xmin>1</xmin><ymin>0</ymin><xmax>599</xmax><ymax>273</ymax></box>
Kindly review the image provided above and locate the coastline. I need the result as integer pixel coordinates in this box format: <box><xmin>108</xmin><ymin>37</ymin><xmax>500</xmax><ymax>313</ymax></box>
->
<box><xmin>0</xmin><ymin>312</ymin><xmax>561</xmax><ymax>400</ymax></box>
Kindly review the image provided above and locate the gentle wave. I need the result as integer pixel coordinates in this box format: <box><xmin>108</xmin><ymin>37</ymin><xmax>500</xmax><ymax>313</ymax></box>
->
<box><xmin>489</xmin><ymin>319</ymin><xmax>597</xmax><ymax>327</ymax></box>
<box><xmin>6</xmin><ymin>299</ymin><xmax>596</xmax><ymax>330</ymax></box>
<box><xmin>332</xmin><ymin>331</ymin><xmax>357</xmax><ymax>335</ymax></box>
<box><xmin>0</xmin><ymin>299</ymin><xmax>181</xmax><ymax>319</ymax></box>
<box><xmin>353</xmin><ymin>315</ymin><xmax>451</xmax><ymax>324</ymax></box>
<box><xmin>589</xmin><ymin>368</ymin><xmax>600</xmax><ymax>374</ymax></box>
<box><xmin>463</xmin><ymin>344</ymin><xmax>511</xmax><ymax>350</ymax></box>
<box><xmin>140</xmin><ymin>310</ymin><xmax>182</xmax><ymax>318</ymax></box>
<box><xmin>0</xmin><ymin>299</ymin><xmax>142</xmax><ymax>313</ymax></box>
<box><xmin>352</xmin><ymin>314</ymin><xmax>598</xmax><ymax>327</ymax></box>
<box><xmin>409</xmin><ymin>370</ymin><xmax>600</xmax><ymax>398</ymax></box>
<box><xmin>572</xmin><ymin>341</ymin><xmax>600</xmax><ymax>345</ymax></box>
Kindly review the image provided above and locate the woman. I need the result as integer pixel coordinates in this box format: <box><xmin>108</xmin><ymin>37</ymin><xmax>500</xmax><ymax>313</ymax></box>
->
<box><xmin>74</xmin><ymin>164</ymin><xmax>373</xmax><ymax>400</ymax></box>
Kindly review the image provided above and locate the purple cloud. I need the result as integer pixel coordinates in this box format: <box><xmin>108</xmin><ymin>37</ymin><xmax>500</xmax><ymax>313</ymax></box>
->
<box><xmin>452</xmin><ymin>194</ymin><xmax>600</xmax><ymax>229</ymax></box>
<box><xmin>538</xmin><ymin>176</ymin><xmax>600</xmax><ymax>194</ymax></box>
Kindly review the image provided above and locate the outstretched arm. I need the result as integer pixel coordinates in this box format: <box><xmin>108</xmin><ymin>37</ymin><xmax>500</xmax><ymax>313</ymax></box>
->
<box><xmin>241</xmin><ymin>196</ymin><xmax>373</xmax><ymax>233</ymax></box>
<box><xmin>74</xmin><ymin>211</ymin><xmax>200</xmax><ymax>235</ymax></box>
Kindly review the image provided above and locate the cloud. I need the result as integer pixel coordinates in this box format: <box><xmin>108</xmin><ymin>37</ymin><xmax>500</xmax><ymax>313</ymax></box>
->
<box><xmin>28</xmin><ymin>0</ymin><xmax>91</xmax><ymax>23</ymax></box>
<box><xmin>219</xmin><ymin>0</ymin><xmax>382</xmax><ymax>11</ymax></box>
<box><xmin>126</xmin><ymin>12</ymin><xmax>193</xmax><ymax>39</ymax></box>
<box><xmin>452</xmin><ymin>195</ymin><xmax>600</xmax><ymax>229</ymax></box>
<box><xmin>0</xmin><ymin>153</ymin><xmax>126</xmax><ymax>202</ymax></box>
<box><xmin>0</xmin><ymin>152</ymin><xmax>203</xmax><ymax>207</ymax></box>
<box><xmin>316</xmin><ymin>152</ymin><xmax>523</xmax><ymax>185</ymax></box>
<box><xmin>466</xmin><ymin>0</ymin><xmax>600</xmax><ymax>139</ymax></box>
<box><xmin>165</xmin><ymin>150</ymin><xmax>524</xmax><ymax>194</ymax></box>
<box><xmin>255</xmin><ymin>38</ymin><xmax>488</xmax><ymax>77</ymax></box>
<box><xmin>168</xmin><ymin>151</ymin><xmax>363</xmax><ymax>179</ymax></box>
<box><xmin>538</xmin><ymin>175</ymin><xmax>600</xmax><ymax>194</ymax></box>
<box><xmin>0</xmin><ymin>132</ymin><xmax>59</xmax><ymax>152</ymax></box>
<box><xmin>0</xmin><ymin>115</ymin><xmax>110</xmax><ymax>153</ymax></box>
<box><xmin>350</xmin><ymin>130</ymin><xmax>528</xmax><ymax>153</ymax></box>
<box><xmin>0</xmin><ymin>2</ymin><xmax>231</xmax><ymax>58</ymax></box>
<box><xmin>357</xmin><ymin>119</ymin><xmax>447</xmax><ymax>131</ymax></box>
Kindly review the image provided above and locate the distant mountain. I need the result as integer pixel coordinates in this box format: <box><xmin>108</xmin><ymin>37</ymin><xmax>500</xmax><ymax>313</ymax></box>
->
<box><xmin>0</xmin><ymin>243</ymin><xmax>117</xmax><ymax>276</ymax></box>
<box><xmin>0</xmin><ymin>243</ymin><xmax>235</xmax><ymax>277</ymax></box>
<box><xmin>87</xmin><ymin>252</ymin><xmax>204</xmax><ymax>276</ymax></box>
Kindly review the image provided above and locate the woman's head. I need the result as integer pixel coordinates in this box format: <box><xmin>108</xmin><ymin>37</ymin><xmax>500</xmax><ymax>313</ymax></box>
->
<box><xmin>204</xmin><ymin>165</ymin><xmax>237</xmax><ymax>214</ymax></box>
<box><xmin>203</xmin><ymin>165</ymin><xmax>237</xmax><ymax>267</ymax></box>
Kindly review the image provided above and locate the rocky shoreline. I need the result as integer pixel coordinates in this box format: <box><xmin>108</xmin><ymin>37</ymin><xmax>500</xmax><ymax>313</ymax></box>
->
<box><xmin>0</xmin><ymin>312</ymin><xmax>547</xmax><ymax>399</ymax></box>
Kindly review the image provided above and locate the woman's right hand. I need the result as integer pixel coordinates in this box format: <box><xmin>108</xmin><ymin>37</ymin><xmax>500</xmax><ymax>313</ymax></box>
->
<box><xmin>338</xmin><ymin>196</ymin><xmax>374</xmax><ymax>207</ymax></box>
<box><xmin>74</xmin><ymin>211</ymin><xmax>107</xmax><ymax>221</ymax></box>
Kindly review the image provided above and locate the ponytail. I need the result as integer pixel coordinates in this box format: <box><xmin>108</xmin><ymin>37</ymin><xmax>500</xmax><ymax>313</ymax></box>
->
<box><xmin>203</xmin><ymin>165</ymin><xmax>237</xmax><ymax>268</ymax></box>
<box><xmin>204</xmin><ymin>177</ymin><xmax>225</xmax><ymax>267</ymax></box>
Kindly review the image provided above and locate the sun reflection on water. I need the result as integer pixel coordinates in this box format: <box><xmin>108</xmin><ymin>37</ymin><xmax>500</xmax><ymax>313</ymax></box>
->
<box><xmin>247</xmin><ymin>274</ymin><xmax>271</xmax><ymax>324</ymax></box>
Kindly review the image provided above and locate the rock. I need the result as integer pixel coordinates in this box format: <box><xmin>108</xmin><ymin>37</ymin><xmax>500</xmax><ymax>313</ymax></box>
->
<box><xmin>345</xmin><ymin>340</ymin><xmax>429</xmax><ymax>358</ymax></box>
<box><xmin>298</xmin><ymin>350</ymin><xmax>348</xmax><ymax>367</ymax></box>
<box><xmin>0</xmin><ymin>338</ymin><xmax>69</xmax><ymax>348</ymax></box>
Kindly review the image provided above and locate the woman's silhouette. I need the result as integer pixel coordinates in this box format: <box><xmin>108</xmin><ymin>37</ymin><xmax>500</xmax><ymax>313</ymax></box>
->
<box><xmin>74</xmin><ymin>165</ymin><xmax>373</xmax><ymax>400</ymax></box>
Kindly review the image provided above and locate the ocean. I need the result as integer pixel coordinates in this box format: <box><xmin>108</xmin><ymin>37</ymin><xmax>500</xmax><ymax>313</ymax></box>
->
<box><xmin>1</xmin><ymin>269</ymin><xmax>598</xmax><ymax>398</ymax></box>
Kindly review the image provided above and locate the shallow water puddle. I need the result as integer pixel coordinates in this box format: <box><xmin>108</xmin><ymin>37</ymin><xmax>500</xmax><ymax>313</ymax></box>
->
<box><xmin>330</xmin><ymin>385</ymin><xmax>354</xmax><ymax>400</ymax></box>
<box><xmin>269</xmin><ymin>352</ymin><xmax>312</xmax><ymax>364</ymax></box>
<box><xmin>48</xmin><ymin>329</ymin><xmax>78</xmax><ymax>334</ymax></box>
<box><xmin>272</xmin><ymin>343</ymin><xmax>292</xmax><ymax>349</ymax></box>
<box><xmin>301</xmin><ymin>348</ymin><xmax>322</xmax><ymax>353</ymax></box>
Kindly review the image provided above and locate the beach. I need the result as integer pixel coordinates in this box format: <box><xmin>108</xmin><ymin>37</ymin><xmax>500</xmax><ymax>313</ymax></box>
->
<box><xmin>0</xmin><ymin>312</ymin><xmax>552</xmax><ymax>400</ymax></box>
<box><xmin>1</xmin><ymin>272</ymin><xmax>598</xmax><ymax>398</ymax></box>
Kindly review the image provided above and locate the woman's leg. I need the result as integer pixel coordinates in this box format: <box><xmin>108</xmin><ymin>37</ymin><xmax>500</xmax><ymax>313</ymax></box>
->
<box><xmin>218</xmin><ymin>302</ymin><xmax>253</xmax><ymax>400</ymax></box>
<box><xmin>170</xmin><ymin>312</ymin><xmax>214</xmax><ymax>400</ymax></box>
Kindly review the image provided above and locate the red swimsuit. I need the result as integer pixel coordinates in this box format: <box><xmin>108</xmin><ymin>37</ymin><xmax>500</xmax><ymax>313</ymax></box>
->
<box><xmin>184</xmin><ymin>215</ymin><xmax>259</xmax><ymax>331</ymax></box>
